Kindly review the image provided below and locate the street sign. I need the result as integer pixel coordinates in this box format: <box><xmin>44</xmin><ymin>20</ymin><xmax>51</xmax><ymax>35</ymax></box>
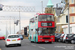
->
<box><xmin>0</xmin><ymin>4</ymin><xmax>3</xmax><ymax>11</ymax></box>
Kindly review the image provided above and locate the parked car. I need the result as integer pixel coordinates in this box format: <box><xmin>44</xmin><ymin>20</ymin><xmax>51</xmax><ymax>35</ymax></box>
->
<box><xmin>65</xmin><ymin>34</ymin><xmax>75</xmax><ymax>44</ymax></box>
<box><xmin>59</xmin><ymin>34</ymin><xmax>73</xmax><ymax>42</ymax></box>
<box><xmin>19</xmin><ymin>35</ymin><xmax>23</xmax><ymax>40</ymax></box>
<box><xmin>55</xmin><ymin>34</ymin><xmax>61</xmax><ymax>42</ymax></box>
<box><xmin>0</xmin><ymin>35</ymin><xmax>5</xmax><ymax>40</ymax></box>
<box><xmin>58</xmin><ymin>34</ymin><xmax>64</xmax><ymax>42</ymax></box>
<box><xmin>55</xmin><ymin>33</ymin><xmax>59</xmax><ymax>36</ymax></box>
<box><xmin>5</xmin><ymin>34</ymin><xmax>21</xmax><ymax>47</ymax></box>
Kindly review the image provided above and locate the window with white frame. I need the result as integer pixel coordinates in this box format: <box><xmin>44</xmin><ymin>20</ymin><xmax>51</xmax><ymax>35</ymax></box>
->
<box><xmin>72</xmin><ymin>17</ymin><xmax>74</xmax><ymax>22</ymax></box>
<box><xmin>72</xmin><ymin>0</ymin><xmax>74</xmax><ymax>3</ymax></box>
<box><xmin>72</xmin><ymin>8</ymin><xmax>74</xmax><ymax>13</ymax></box>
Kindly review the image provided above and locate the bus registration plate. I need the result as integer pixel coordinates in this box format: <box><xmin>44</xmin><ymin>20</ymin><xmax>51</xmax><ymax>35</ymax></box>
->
<box><xmin>45</xmin><ymin>41</ymin><xmax>49</xmax><ymax>42</ymax></box>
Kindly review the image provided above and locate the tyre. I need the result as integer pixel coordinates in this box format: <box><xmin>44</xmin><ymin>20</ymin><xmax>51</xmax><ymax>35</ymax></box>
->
<box><xmin>19</xmin><ymin>44</ymin><xmax>21</xmax><ymax>46</ymax></box>
<box><xmin>21</xmin><ymin>39</ymin><xmax>23</xmax><ymax>40</ymax></box>
<box><xmin>58</xmin><ymin>39</ymin><xmax>61</xmax><ymax>42</ymax></box>
<box><xmin>63</xmin><ymin>40</ymin><xmax>65</xmax><ymax>43</ymax></box>
<box><xmin>5</xmin><ymin>44</ymin><xmax>9</xmax><ymax>47</ymax></box>
<box><xmin>71</xmin><ymin>40</ymin><xmax>75</xmax><ymax>44</ymax></box>
<box><xmin>65</xmin><ymin>41</ymin><xmax>68</xmax><ymax>43</ymax></box>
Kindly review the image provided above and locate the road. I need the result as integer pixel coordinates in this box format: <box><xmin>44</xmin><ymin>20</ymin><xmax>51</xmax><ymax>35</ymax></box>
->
<box><xmin>0</xmin><ymin>39</ymin><xmax>75</xmax><ymax>50</ymax></box>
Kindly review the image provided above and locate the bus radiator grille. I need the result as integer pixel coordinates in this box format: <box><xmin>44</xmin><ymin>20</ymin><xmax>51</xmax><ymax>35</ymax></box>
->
<box><xmin>43</xmin><ymin>37</ymin><xmax>50</xmax><ymax>39</ymax></box>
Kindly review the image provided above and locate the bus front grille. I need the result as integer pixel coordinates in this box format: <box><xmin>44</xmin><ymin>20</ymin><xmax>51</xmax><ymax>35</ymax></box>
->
<box><xmin>43</xmin><ymin>37</ymin><xmax>50</xmax><ymax>39</ymax></box>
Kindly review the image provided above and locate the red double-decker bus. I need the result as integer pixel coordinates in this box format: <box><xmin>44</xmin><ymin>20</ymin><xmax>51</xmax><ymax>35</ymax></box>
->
<box><xmin>29</xmin><ymin>13</ymin><xmax>56</xmax><ymax>43</ymax></box>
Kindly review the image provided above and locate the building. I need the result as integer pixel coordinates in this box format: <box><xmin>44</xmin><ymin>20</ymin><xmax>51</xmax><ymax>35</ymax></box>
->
<box><xmin>62</xmin><ymin>0</ymin><xmax>75</xmax><ymax>34</ymax></box>
<box><xmin>53</xmin><ymin>0</ymin><xmax>69</xmax><ymax>33</ymax></box>
<box><xmin>24</xmin><ymin>26</ymin><xmax>29</xmax><ymax>36</ymax></box>
<box><xmin>45</xmin><ymin>0</ymin><xmax>54</xmax><ymax>14</ymax></box>
<box><xmin>54</xmin><ymin>8</ymin><xmax>63</xmax><ymax>33</ymax></box>
<box><xmin>56</xmin><ymin>7</ymin><xmax>68</xmax><ymax>33</ymax></box>
<box><xmin>45</xmin><ymin>0</ymin><xmax>64</xmax><ymax>33</ymax></box>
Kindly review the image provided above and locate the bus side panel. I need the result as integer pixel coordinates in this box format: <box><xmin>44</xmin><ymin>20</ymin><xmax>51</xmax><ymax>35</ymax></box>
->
<box><xmin>35</xmin><ymin>34</ymin><xmax>38</xmax><ymax>42</ymax></box>
<box><xmin>35</xmin><ymin>22</ymin><xmax>38</xmax><ymax>42</ymax></box>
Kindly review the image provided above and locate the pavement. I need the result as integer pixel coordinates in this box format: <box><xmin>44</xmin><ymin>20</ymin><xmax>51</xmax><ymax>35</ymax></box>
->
<box><xmin>0</xmin><ymin>39</ymin><xmax>75</xmax><ymax>50</ymax></box>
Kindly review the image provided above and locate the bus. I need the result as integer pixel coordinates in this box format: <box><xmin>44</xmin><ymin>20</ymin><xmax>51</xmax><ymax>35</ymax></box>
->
<box><xmin>29</xmin><ymin>13</ymin><xmax>56</xmax><ymax>43</ymax></box>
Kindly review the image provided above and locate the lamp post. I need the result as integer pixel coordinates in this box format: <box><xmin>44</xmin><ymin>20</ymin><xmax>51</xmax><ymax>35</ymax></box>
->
<box><xmin>19</xmin><ymin>6</ymin><xmax>21</xmax><ymax>34</ymax></box>
<box><xmin>41</xmin><ymin>1</ymin><xmax>43</xmax><ymax>13</ymax></box>
<box><xmin>10</xmin><ymin>16</ymin><xmax>11</xmax><ymax>34</ymax></box>
<box><xmin>68</xmin><ymin>0</ymin><xmax>70</xmax><ymax>34</ymax></box>
<box><xmin>61</xmin><ymin>0</ymin><xmax>70</xmax><ymax>34</ymax></box>
<box><xmin>5</xmin><ymin>21</ymin><xmax>8</xmax><ymax>37</ymax></box>
<box><xmin>14</xmin><ymin>17</ymin><xmax>15</xmax><ymax>34</ymax></box>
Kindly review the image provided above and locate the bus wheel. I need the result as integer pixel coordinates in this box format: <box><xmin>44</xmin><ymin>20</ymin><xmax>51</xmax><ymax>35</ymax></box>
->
<box><xmin>30</xmin><ymin>37</ymin><xmax>34</xmax><ymax>43</ymax></box>
<box><xmin>50</xmin><ymin>41</ymin><xmax>53</xmax><ymax>44</ymax></box>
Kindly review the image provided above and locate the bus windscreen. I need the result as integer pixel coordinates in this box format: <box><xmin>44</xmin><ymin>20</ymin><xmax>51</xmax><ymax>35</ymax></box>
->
<box><xmin>38</xmin><ymin>28</ymin><xmax>55</xmax><ymax>35</ymax></box>
<box><xmin>38</xmin><ymin>15</ymin><xmax>54</xmax><ymax>21</ymax></box>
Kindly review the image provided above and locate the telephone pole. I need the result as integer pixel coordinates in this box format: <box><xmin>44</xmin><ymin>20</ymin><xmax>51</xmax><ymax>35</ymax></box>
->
<box><xmin>68</xmin><ymin>0</ymin><xmax>70</xmax><ymax>34</ymax></box>
<box><xmin>19</xmin><ymin>6</ymin><xmax>21</xmax><ymax>34</ymax></box>
<box><xmin>14</xmin><ymin>17</ymin><xmax>15</xmax><ymax>34</ymax></box>
<box><xmin>10</xmin><ymin>16</ymin><xmax>11</xmax><ymax>34</ymax></box>
<box><xmin>41</xmin><ymin>1</ymin><xmax>43</xmax><ymax>13</ymax></box>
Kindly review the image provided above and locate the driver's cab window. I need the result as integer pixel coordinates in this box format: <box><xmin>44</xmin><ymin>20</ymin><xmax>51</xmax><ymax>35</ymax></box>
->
<box><xmin>30</xmin><ymin>18</ymin><xmax>34</xmax><ymax>23</ymax></box>
<box><xmin>35</xmin><ymin>16</ymin><xmax>38</xmax><ymax>22</ymax></box>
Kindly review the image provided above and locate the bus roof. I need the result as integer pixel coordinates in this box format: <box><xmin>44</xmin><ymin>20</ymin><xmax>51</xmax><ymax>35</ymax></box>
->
<box><xmin>36</xmin><ymin>13</ymin><xmax>54</xmax><ymax>15</ymax></box>
<box><xmin>30</xmin><ymin>13</ymin><xmax>54</xmax><ymax>20</ymax></box>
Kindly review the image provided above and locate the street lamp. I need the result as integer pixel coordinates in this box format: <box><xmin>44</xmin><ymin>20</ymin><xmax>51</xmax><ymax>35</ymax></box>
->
<box><xmin>41</xmin><ymin>1</ymin><xmax>43</xmax><ymax>13</ymax></box>
<box><xmin>61</xmin><ymin>0</ymin><xmax>70</xmax><ymax>34</ymax></box>
<box><xmin>68</xmin><ymin>0</ymin><xmax>70</xmax><ymax>34</ymax></box>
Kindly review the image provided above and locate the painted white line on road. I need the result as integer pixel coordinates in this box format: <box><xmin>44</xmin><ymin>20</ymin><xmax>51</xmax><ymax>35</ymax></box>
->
<box><xmin>38</xmin><ymin>46</ymin><xmax>45</xmax><ymax>49</ymax></box>
<box><xmin>64</xmin><ymin>44</ymin><xmax>75</xmax><ymax>46</ymax></box>
<box><xmin>32</xmin><ymin>45</ymin><xmax>36</xmax><ymax>47</ymax></box>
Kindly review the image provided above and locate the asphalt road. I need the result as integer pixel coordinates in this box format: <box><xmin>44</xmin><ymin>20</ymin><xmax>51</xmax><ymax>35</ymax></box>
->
<box><xmin>0</xmin><ymin>39</ymin><xmax>75</xmax><ymax>50</ymax></box>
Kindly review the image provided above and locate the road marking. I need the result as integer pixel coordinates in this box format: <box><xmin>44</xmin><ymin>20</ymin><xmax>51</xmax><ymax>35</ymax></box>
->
<box><xmin>38</xmin><ymin>46</ymin><xmax>45</xmax><ymax>49</ymax></box>
<box><xmin>64</xmin><ymin>44</ymin><xmax>75</xmax><ymax>46</ymax></box>
<box><xmin>32</xmin><ymin>45</ymin><xmax>36</xmax><ymax>47</ymax></box>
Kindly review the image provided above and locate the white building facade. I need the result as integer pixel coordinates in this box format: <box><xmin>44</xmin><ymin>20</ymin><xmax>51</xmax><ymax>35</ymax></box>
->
<box><xmin>62</xmin><ymin>24</ymin><xmax>75</xmax><ymax>34</ymax></box>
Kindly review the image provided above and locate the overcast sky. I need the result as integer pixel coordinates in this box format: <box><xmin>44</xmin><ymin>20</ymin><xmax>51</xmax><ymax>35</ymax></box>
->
<box><xmin>0</xmin><ymin>0</ymin><xmax>61</xmax><ymax>36</ymax></box>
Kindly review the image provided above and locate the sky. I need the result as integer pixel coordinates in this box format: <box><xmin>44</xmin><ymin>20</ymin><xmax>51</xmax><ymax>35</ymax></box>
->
<box><xmin>0</xmin><ymin>0</ymin><xmax>61</xmax><ymax>36</ymax></box>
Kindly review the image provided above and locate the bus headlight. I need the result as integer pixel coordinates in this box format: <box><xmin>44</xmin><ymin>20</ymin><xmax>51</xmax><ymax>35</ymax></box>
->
<box><xmin>51</xmin><ymin>38</ymin><xmax>53</xmax><ymax>39</ymax></box>
<box><xmin>40</xmin><ymin>38</ymin><xmax>42</xmax><ymax>39</ymax></box>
